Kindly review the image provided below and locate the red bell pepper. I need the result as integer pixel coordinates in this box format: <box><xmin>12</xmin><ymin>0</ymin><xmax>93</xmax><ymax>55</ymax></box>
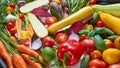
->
<box><xmin>57</xmin><ymin>39</ymin><xmax>86</xmax><ymax>67</ymax></box>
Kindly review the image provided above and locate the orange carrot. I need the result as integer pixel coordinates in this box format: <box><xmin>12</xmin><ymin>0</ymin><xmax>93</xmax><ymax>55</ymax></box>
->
<box><xmin>15</xmin><ymin>18</ymin><xmax>22</xmax><ymax>39</ymax></box>
<box><xmin>22</xmin><ymin>54</ymin><xmax>42</xmax><ymax>68</ymax></box>
<box><xmin>10</xmin><ymin>36</ymin><xmax>18</xmax><ymax>44</ymax></box>
<box><xmin>17</xmin><ymin>45</ymin><xmax>47</xmax><ymax>66</ymax></box>
<box><xmin>0</xmin><ymin>41</ymin><xmax>13</xmax><ymax>68</ymax></box>
<box><xmin>26</xmin><ymin>23</ymin><xmax>34</xmax><ymax>38</ymax></box>
<box><xmin>12</xmin><ymin>54</ymin><xmax>27</xmax><ymax>68</ymax></box>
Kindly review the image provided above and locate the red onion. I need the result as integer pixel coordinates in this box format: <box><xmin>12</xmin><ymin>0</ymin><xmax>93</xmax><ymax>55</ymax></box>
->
<box><xmin>31</xmin><ymin>38</ymin><xmax>42</xmax><ymax>50</ymax></box>
<box><xmin>68</xmin><ymin>31</ymin><xmax>80</xmax><ymax>41</ymax></box>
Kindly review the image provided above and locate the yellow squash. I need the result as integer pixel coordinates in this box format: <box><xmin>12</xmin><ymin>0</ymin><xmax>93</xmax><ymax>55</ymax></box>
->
<box><xmin>47</xmin><ymin>6</ymin><xmax>94</xmax><ymax>34</ymax></box>
<box><xmin>99</xmin><ymin>11</ymin><xmax>120</xmax><ymax>35</ymax></box>
<box><xmin>102</xmin><ymin>48</ymin><xmax>120</xmax><ymax>65</ymax></box>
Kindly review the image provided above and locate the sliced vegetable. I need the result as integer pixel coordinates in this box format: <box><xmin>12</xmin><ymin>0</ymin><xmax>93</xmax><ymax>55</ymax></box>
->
<box><xmin>27</xmin><ymin>13</ymin><xmax>48</xmax><ymax>38</ymax></box>
<box><xmin>48</xmin><ymin>6</ymin><xmax>94</xmax><ymax>33</ymax></box>
<box><xmin>20</xmin><ymin>0</ymin><xmax>49</xmax><ymax>13</ymax></box>
<box><xmin>31</xmin><ymin>38</ymin><xmax>42</xmax><ymax>50</ymax></box>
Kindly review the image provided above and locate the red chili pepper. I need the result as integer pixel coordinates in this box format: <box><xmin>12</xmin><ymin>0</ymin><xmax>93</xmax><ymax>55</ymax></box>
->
<box><xmin>57</xmin><ymin>39</ymin><xmax>86</xmax><ymax>67</ymax></box>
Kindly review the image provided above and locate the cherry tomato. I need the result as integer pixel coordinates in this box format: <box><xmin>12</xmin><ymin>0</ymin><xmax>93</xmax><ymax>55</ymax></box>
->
<box><xmin>88</xmin><ymin>59</ymin><xmax>107</xmax><ymax>68</ymax></box>
<box><xmin>82</xmin><ymin>39</ymin><xmax>95</xmax><ymax>53</ymax></box>
<box><xmin>6</xmin><ymin>22</ymin><xmax>14</xmax><ymax>30</ymax></box>
<box><xmin>9</xmin><ymin>3</ymin><xmax>16</xmax><ymax>9</ymax></box>
<box><xmin>89</xmin><ymin>0</ymin><xmax>96</xmax><ymax>5</ymax></box>
<box><xmin>9</xmin><ymin>28</ymin><xmax>17</xmax><ymax>36</ymax></box>
<box><xmin>6</xmin><ymin>6</ymin><xmax>13</xmax><ymax>13</ymax></box>
<box><xmin>80</xmin><ymin>34</ymin><xmax>86</xmax><ymax>41</ymax></box>
<box><xmin>96</xmin><ymin>20</ymin><xmax>104</xmax><ymax>27</ymax></box>
<box><xmin>55</xmin><ymin>33</ymin><xmax>68</xmax><ymax>44</ymax></box>
<box><xmin>19</xmin><ymin>13</ymin><xmax>24</xmax><ymax>20</ymax></box>
<box><xmin>90</xmin><ymin>50</ymin><xmax>102</xmax><ymax>59</ymax></box>
<box><xmin>108</xmin><ymin>64</ymin><xmax>120</xmax><ymax>68</ymax></box>
<box><xmin>46</xmin><ymin>16</ymin><xmax>57</xmax><ymax>26</ymax></box>
<box><xmin>104</xmin><ymin>39</ymin><xmax>115</xmax><ymax>49</ymax></box>
<box><xmin>42</xmin><ymin>36</ymin><xmax>55</xmax><ymax>48</ymax></box>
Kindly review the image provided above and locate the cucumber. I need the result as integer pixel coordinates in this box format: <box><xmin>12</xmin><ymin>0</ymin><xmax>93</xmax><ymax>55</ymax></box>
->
<box><xmin>27</xmin><ymin>13</ymin><xmax>48</xmax><ymax>38</ymax></box>
<box><xmin>20</xmin><ymin>0</ymin><xmax>49</xmax><ymax>13</ymax></box>
<box><xmin>80</xmin><ymin>55</ymin><xmax>90</xmax><ymax>68</ymax></box>
<box><xmin>92</xmin><ymin>4</ymin><xmax>120</xmax><ymax>17</ymax></box>
<box><xmin>94</xmin><ymin>35</ymin><xmax>106</xmax><ymax>52</ymax></box>
<box><xmin>104</xmin><ymin>28</ymin><xmax>115</xmax><ymax>36</ymax></box>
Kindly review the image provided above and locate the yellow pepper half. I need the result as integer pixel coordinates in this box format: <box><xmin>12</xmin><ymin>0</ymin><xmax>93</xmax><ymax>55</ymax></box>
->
<box><xmin>20</xmin><ymin>30</ymin><xmax>31</xmax><ymax>40</ymax></box>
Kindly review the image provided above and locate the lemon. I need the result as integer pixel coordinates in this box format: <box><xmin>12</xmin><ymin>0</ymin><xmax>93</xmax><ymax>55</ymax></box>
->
<box><xmin>102</xmin><ymin>48</ymin><xmax>120</xmax><ymax>65</ymax></box>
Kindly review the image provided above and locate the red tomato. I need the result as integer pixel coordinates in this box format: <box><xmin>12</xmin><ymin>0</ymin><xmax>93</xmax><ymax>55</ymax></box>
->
<box><xmin>55</xmin><ymin>33</ymin><xmax>68</xmax><ymax>44</ymax></box>
<box><xmin>88</xmin><ymin>59</ymin><xmax>107</xmax><ymax>68</ymax></box>
<box><xmin>80</xmin><ymin>34</ymin><xmax>86</xmax><ymax>41</ymax></box>
<box><xmin>104</xmin><ymin>39</ymin><xmax>115</xmax><ymax>49</ymax></box>
<box><xmin>9</xmin><ymin>28</ymin><xmax>17</xmax><ymax>36</ymax></box>
<box><xmin>42</xmin><ymin>36</ymin><xmax>55</xmax><ymax>48</ymax></box>
<box><xmin>6</xmin><ymin>22</ymin><xmax>14</xmax><ymax>30</ymax></box>
<box><xmin>9</xmin><ymin>3</ymin><xmax>16</xmax><ymax>9</ymax></box>
<box><xmin>90</xmin><ymin>50</ymin><xmax>102</xmax><ymax>59</ymax></box>
<box><xmin>108</xmin><ymin>64</ymin><xmax>120</xmax><ymax>68</ymax></box>
<box><xmin>82</xmin><ymin>39</ymin><xmax>95</xmax><ymax>53</ymax></box>
<box><xmin>96</xmin><ymin>20</ymin><xmax>104</xmax><ymax>27</ymax></box>
<box><xmin>19</xmin><ymin>13</ymin><xmax>24</xmax><ymax>20</ymax></box>
<box><xmin>89</xmin><ymin>0</ymin><xmax>96</xmax><ymax>5</ymax></box>
<box><xmin>46</xmin><ymin>16</ymin><xmax>57</xmax><ymax>26</ymax></box>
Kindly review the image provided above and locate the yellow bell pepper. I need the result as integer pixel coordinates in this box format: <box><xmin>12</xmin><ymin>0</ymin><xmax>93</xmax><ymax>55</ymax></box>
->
<box><xmin>20</xmin><ymin>30</ymin><xmax>31</xmax><ymax>40</ymax></box>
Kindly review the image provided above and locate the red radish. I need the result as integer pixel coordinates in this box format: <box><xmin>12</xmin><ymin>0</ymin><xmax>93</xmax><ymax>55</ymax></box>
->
<box><xmin>66</xmin><ymin>16</ymin><xmax>93</xmax><ymax>35</ymax></box>
<box><xmin>68</xmin><ymin>31</ymin><xmax>80</xmax><ymax>41</ymax></box>
<box><xmin>55</xmin><ymin>32</ymin><xmax>68</xmax><ymax>44</ymax></box>
<box><xmin>31</xmin><ymin>38</ymin><xmax>42</xmax><ymax>50</ymax></box>
<box><xmin>42</xmin><ymin>36</ymin><xmax>55</xmax><ymax>48</ymax></box>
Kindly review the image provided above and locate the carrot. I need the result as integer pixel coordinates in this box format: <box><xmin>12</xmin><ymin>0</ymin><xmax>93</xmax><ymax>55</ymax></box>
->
<box><xmin>15</xmin><ymin>18</ymin><xmax>22</xmax><ymax>39</ymax></box>
<box><xmin>10</xmin><ymin>36</ymin><xmax>18</xmax><ymax>44</ymax></box>
<box><xmin>17</xmin><ymin>45</ymin><xmax>48</xmax><ymax>66</ymax></box>
<box><xmin>0</xmin><ymin>41</ymin><xmax>13</xmax><ymax>68</ymax></box>
<box><xmin>12</xmin><ymin>54</ymin><xmax>27</xmax><ymax>68</ymax></box>
<box><xmin>26</xmin><ymin>23</ymin><xmax>34</xmax><ymax>38</ymax></box>
<box><xmin>22</xmin><ymin>54</ymin><xmax>42</xmax><ymax>68</ymax></box>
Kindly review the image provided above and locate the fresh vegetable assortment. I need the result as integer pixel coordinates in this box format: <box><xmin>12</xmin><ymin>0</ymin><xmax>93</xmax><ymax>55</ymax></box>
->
<box><xmin>1</xmin><ymin>0</ymin><xmax>120</xmax><ymax>68</ymax></box>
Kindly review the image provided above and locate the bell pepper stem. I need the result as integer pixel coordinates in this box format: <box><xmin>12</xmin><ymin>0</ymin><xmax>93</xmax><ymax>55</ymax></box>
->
<box><xmin>62</xmin><ymin>53</ymin><xmax>70</xmax><ymax>68</ymax></box>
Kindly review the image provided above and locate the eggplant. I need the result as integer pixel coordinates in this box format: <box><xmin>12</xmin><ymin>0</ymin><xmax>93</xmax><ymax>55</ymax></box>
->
<box><xmin>0</xmin><ymin>57</ymin><xmax>6</xmax><ymax>68</ymax></box>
